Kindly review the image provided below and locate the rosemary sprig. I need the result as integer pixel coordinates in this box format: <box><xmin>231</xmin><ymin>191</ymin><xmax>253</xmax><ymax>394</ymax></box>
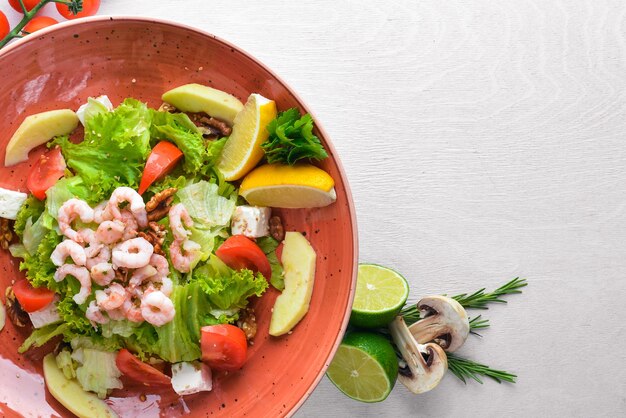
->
<box><xmin>452</xmin><ymin>277</ymin><xmax>527</xmax><ymax>310</ymax></box>
<box><xmin>0</xmin><ymin>0</ymin><xmax>83</xmax><ymax>49</ymax></box>
<box><xmin>401</xmin><ymin>305</ymin><xmax>490</xmax><ymax>330</ymax></box>
<box><xmin>447</xmin><ymin>353</ymin><xmax>517</xmax><ymax>384</ymax></box>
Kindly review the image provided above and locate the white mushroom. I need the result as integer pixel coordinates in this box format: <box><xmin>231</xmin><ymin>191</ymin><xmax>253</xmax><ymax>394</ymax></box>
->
<box><xmin>388</xmin><ymin>316</ymin><xmax>448</xmax><ymax>394</ymax></box>
<box><xmin>408</xmin><ymin>295</ymin><xmax>470</xmax><ymax>352</ymax></box>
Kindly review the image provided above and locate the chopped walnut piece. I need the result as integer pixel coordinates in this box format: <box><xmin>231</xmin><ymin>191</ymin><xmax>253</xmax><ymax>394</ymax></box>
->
<box><xmin>146</xmin><ymin>188</ymin><xmax>177</xmax><ymax>222</ymax></box>
<box><xmin>0</xmin><ymin>218</ymin><xmax>14</xmax><ymax>250</ymax></box>
<box><xmin>187</xmin><ymin>113</ymin><xmax>232</xmax><ymax>137</ymax></box>
<box><xmin>5</xmin><ymin>286</ymin><xmax>29</xmax><ymax>328</ymax></box>
<box><xmin>237</xmin><ymin>307</ymin><xmax>258</xmax><ymax>342</ymax></box>
<box><xmin>158</xmin><ymin>102</ymin><xmax>177</xmax><ymax>113</ymax></box>
<box><xmin>269</xmin><ymin>216</ymin><xmax>285</xmax><ymax>242</ymax></box>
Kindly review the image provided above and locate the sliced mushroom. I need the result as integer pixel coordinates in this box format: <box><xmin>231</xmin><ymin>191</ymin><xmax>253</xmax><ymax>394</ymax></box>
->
<box><xmin>408</xmin><ymin>295</ymin><xmax>469</xmax><ymax>352</ymax></box>
<box><xmin>389</xmin><ymin>316</ymin><xmax>448</xmax><ymax>394</ymax></box>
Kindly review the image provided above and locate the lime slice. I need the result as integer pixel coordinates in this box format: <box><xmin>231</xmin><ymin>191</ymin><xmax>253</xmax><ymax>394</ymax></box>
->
<box><xmin>349</xmin><ymin>264</ymin><xmax>409</xmax><ymax>328</ymax></box>
<box><xmin>326</xmin><ymin>331</ymin><xmax>398</xmax><ymax>402</ymax></box>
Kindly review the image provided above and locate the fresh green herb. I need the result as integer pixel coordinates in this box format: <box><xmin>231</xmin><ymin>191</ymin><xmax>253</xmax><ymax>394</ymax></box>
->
<box><xmin>0</xmin><ymin>1</ymin><xmax>84</xmax><ymax>49</ymax></box>
<box><xmin>261</xmin><ymin>108</ymin><xmax>328</xmax><ymax>165</ymax></box>
<box><xmin>256</xmin><ymin>236</ymin><xmax>285</xmax><ymax>290</ymax></box>
<box><xmin>447</xmin><ymin>353</ymin><xmax>517</xmax><ymax>384</ymax></box>
<box><xmin>452</xmin><ymin>277</ymin><xmax>527</xmax><ymax>310</ymax></box>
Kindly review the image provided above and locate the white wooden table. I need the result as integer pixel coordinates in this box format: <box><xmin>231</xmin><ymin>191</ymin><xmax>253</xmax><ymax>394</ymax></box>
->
<box><xmin>4</xmin><ymin>1</ymin><xmax>625</xmax><ymax>416</ymax></box>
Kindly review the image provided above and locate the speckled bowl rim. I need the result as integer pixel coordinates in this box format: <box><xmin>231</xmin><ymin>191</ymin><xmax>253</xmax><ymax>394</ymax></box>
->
<box><xmin>0</xmin><ymin>15</ymin><xmax>358</xmax><ymax>417</ymax></box>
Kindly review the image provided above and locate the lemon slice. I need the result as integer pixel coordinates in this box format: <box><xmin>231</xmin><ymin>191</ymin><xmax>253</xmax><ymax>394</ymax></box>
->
<box><xmin>239</xmin><ymin>164</ymin><xmax>336</xmax><ymax>208</ymax></box>
<box><xmin>216</xmin><ymin>93</ymin><xmax>277</xmax><ymax>181</ymax></box>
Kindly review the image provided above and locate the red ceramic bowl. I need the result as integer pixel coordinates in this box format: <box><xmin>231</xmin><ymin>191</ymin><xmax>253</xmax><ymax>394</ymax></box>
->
<box><xmin>0</xmin><ymin>17</ymin><xmax>357</xmax><ymax>418</ymax></box>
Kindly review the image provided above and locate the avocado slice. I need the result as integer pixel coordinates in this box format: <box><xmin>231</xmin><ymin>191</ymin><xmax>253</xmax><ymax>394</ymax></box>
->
<box><xmin>43</xmin><ymin>353</ymin><xmax>118</xmax><ymax>418</ymax></box>
<box><xmin>5</xmin><ymin>109</ymin><xmax>78</xmax><ymax>166</ymax></box>
<box><xmin>162</xmin><ymin>83</ymin><xmax>244</xmax><ymax>125</ymax></box>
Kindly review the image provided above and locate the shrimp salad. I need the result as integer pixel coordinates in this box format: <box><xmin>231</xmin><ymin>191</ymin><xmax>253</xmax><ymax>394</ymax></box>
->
<box><xmin>0</xmin><ymin>85</ymin><xmax>335</xmax><ymax>410</ymax></box>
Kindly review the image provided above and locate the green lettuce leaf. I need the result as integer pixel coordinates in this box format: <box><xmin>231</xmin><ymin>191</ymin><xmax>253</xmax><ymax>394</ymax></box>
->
<box><xmin>23</xmin><ymin>214</ymin><xmax>47</xmax><ymax>256</ymax></box>
<box><xmin>53</xmin><ymin>98</ymin><xmax>152</xmax><ymax>202</ymax></box>
<box><xmin>20</xmin><ymin>228</ymin><xmax>63</xmax><ymax>290</ymax></box>
<box><xmin>56</xmin><ymin>348</ymin><xmax>77</xmax><ymax>380</ymax></box>
<box><xmin>256</xmin><ymin>236</ymin><xmax>285</xmax><ymax>290</ymax></box>
<box><xmin>177</xmin><ymin>181</ymin><xmax>236</xmax><ymax>228</ymax></box>
<box><xmin>81</xmin><ymin>97</ymin><xmax>110</xmax><ymax>125</ymax></box>
<box><xmin>14</xmin><ymin>196</ymin><xmax>44</xmax><ymax>239</ymax></box>
<box><xmin>150</xmin><ymin>111</ymin><xmax>206</xmax><ymax>174</ymax></box>
<box><xmin>19</xmin><ymin>323</ymin><xmax>71</xmax><ymax>353</ymax></box>
<box><xmin>71</xmin><ymin>347</ymin><xmax>122</xmax><ymax>399</ymax></box>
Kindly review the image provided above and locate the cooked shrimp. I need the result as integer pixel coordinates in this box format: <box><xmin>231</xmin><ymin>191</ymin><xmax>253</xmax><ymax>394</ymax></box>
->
<box><xmin>95</xmin><ymin>283</ymin><xmax>128</xmax><ymax>310</ymax></box>
<box><xmin>111</xmin><ymin>237</ymin><xmax>153</xmax><ymax>269</ymax></box>
<box><xmin>96</xmin><ymin>220</ymin><xmax>125</xmax><ymax>244</ymax></box>
<box><xmin>78</xmin><ymin>228</ymin><xmax>105</xmax><ymax>258</ymax></box>
<box><xmin>50</xmin><ymin>240</ymin><xmax>87</xmax><ymax>266</ymax></box>
<box><xmin>107</xmin><ymin>307</ymin><xmax>126</xmax><ymax>321</ymax></box>
<box><xmin>93</xmin><ymin>201</ymin><xmax>113</xmax><ymax>224</ymax></box>
<box><xmin>86</xmin><ymin>301</ymin><xmax>109</xmax><ymax>325</ymax></box>
<box><xmin>169</xmin><ymin>203</ymin><xmax>193</xmax><ymax>241</ymax></box>
<box><xmin>107</xmin><ymin>187</ymin><xmax>148</xmax><ymax>228</ymax></box>
<box><xmin>54</xmin><ymin>264</ymin><xmax>91</xmax><ymax>305</ymax></box>
<box><xmin>90</xmin><ymin>262</ymin><xmax>115</xmax><ymax>286</ymax></box>
<box><xmin>169</xmin><ymin>238</ymin><xmax>200</xmax><ymax>273</ymax></box>
<box><xmin>85</xmin><ymin>245</ymin><xmax>111</xmax><ymax>270</ymax></box>
<box><xmin>120</xmin><ymin>210</ymin><xmax>139</xmax><ymax>241</ymax></box>
<box><xmin>58</xmin><ymin>198</ymin><xmax>94</xmax><ymax>242</ymax></box>
<box><xmin>141</xmin><ymin>290</ymin><xmax>175</xmax><ymax>326</ymax></box>
<box><xmin>148</xmin><ymin>277</ymin><xmax>173</xmax><ymax>297</ymax></box>
<box><xmin>149</xmin><ymin>254</ymin><xmax>170</xmax><ymax>278</ymax></box>
<box><xmin>128</xmin><ymin>265</ymin><xmax>157</xmax><ymax>289</ymax></box>
<box><xmin>122</xmin><ymin>296</ymin><xmax>144</xmax><ymax>323</ymax></box>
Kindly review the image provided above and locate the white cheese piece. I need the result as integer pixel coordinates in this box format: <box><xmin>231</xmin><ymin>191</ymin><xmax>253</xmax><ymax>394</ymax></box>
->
<box><xmin>28</xmin><ymin>301</ymin><xmax>61</xmax><ymax>329</ymax></box>
<box><xmin>0</xmin><ymin>187</ymin><xmax>28</xmax><ymax>220</ymax></box>
<box><xmin>76</xmin><ymin>95</ymin><xmax>114</xmax><ymax>126</ymax></box>
<box><xmin>231</xmin><ymin>205</ymin><xmax>271</xmax><ymax>238</ymax></box>
<box><xmin>171</xmin><ymin>362</ymin><xmax>213</xmax><ymax>396</ymax></box>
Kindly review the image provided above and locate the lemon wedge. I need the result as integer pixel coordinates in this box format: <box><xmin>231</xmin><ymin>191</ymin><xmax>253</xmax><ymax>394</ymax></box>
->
<box><xmin>216</xmin><ymin>94</ymin><xmax>277</xmax><ymax>181</ymax></box>
<box><xmin>239</xmin><ymin>164</ymin><xmax>336</xmax><ymax>208</ymax></box>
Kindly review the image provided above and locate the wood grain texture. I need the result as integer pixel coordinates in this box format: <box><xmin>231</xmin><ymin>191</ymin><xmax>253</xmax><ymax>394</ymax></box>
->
<box><xmin>3</xmin><ymin>0</ymin><xmax>626</xmax><ymax>416</ymax></box>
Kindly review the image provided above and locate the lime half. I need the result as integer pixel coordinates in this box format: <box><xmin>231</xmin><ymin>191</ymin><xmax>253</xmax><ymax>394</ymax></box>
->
<box><xmin>326</xmin><ymin>332</ymin><xmax>398</xmax><ymax>402</ymax></box>
<box><xmin>349</xmin><ymin>264</ymin><xmax>409</xmax><ymax>328</ymax></box>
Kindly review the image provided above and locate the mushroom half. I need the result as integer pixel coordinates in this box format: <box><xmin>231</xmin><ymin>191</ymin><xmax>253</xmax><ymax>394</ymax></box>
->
<box><xmin>408</xmin><ymin>295</ymin><xmax>469</xmax><ymax>352</ymax></box>
<box><xmin>389</xmin><ymin>316</ymin><xmax>448</xmax><ymax>394</ymax></box>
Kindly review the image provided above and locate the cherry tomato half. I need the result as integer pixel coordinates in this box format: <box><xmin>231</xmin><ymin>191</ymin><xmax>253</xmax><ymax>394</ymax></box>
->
<box><xmin>56</xmin><ymin>0</ymin><xmax>100</xmax><ymax>20</ymax></box>
<box><xmin>12</xmin><ymin>279</ymin><xmax>55</xmax><ymax>313</ymax></box>
<box><xmin>22</xmin><ymin>16</ymin><xmax>58</xmax><ymax>34</ymax></box>
<box><xmin>8</xmin><ymin>0</ymin><xmax>39</xmax><ymax>13</ymax></box>
<box><xmin>215</xmin><ymin>235</ymin><xmax>272</xmax><ymax>280</ymax></box>
<box><xmin>138</xmin><ymin>141</ymin><xmax>183</xmax><ymax>195</ymax></box>
<box><xmin>201</xmin><ymin>325</ymin><xmax>247</xmax><ymax>371</ymax></box>
<box><xmin>116</xmin><ymin>349</ymin><xmax>171</xmax><ymax>387</ymax></box>
<box><xmin>27</xmin><ymin>147</ymin><xmax>66</xmax><ymax>200</ymax></box>
<box><xmin>0</xmin><ymin>11</ymin><xmax>9</xmax><ymax>39</ymax></box>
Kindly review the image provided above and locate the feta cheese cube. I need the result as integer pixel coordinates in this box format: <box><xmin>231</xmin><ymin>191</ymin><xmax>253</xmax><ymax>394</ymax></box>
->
<box><xmin>0</xmin><ymin>187</ymin><xmax>28</xmax><ymax>220</ymax></box>
<box><xmin>231</xmin><ymin>206</ymin><xmax>271</xmax><ymax>238</ymax></box>
<box><xmin>76</xmin><ymin>95</ymin><xmax>114</xmax><ymax>125</ymax></box>
<box><xmin>171</xmin><ymin>362</ymin><xmax>213</xmax><ymax>396</ymax></box>
<box><xmin>28</xmin><ymin>301</ymin><xmax>61</xmax><ymax>329</ymax></box>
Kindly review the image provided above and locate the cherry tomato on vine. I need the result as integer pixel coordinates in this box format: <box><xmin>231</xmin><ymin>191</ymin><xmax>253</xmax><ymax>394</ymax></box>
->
<box><xmin>56</xmin><ymin>0</ymin><xmax>100</xmax><ymax>20</ymax></box>
<box><xmin>8</xmin><ymin>0</ymin><xmax>39</xmax><ymax>13</ymax></box>
<box><xmin>23</xmin><ymin>16</ymin><xmax>58</xmax><ymax>34</ymax></box>
<box><xmin>0</xmin><ymin>11</ymin><xmax>9</xmax><ymax>39</ymax></box>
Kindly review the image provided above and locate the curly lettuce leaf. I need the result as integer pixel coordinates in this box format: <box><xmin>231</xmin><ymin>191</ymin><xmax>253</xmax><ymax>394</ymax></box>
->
<box><xmin>19</xmin><ymin>323</ymin><xmax>71</xmax><ymax>353</ymax></box>
<box><xmin>23</xmin><ymin>214</ymin><xmax>47</xmax><ymax>255</ymax></box>
<box><xmin>256</xmin><ymin>236</ymin><xmax>285</xmax><ymax>290</ymax></box>
<box><xmin>150</xmin><ymin>110</ymin><xmax>206</xmax><ymax>174</ymax></box>
<box><xmin>20</xmin><ymin>228</ymin><xmax>63</xmax><ymax>290</ymax></box>
<box><xmin>53</xmin><ymin>99</ymin><xmax>152</xmax><ymax>202</ymax></box>
<box><xmin>261</xmin><ymin>108</ymin><xmax>328</xmax><ymax>165</ymax></box>
<box><xmin>14</xmin><ymin>196</ymin><xmax>44</xmax><ymax>239</ymax></box>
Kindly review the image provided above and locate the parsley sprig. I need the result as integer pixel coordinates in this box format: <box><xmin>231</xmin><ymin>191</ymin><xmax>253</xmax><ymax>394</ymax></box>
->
<box><xmin>261</xmin><ymin>108</ymin><xmax>328</xmax><ymax>165</ymax></box>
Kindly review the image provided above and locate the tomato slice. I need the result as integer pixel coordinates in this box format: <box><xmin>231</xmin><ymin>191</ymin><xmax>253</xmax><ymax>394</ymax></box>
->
<box><xmin>27</xmin><ymin>147</ymin><xmax>66</xmax><ymax>200</ymax></box>
<box><xmin>116</xmin><ymin>349</ymin><xmax>171</xmax><ymax>387</ymax></box>
<box><xmin>215</xmin><ymin>235</ymin><xmax>272</xmax><ymax>280</ymax></box>
<box><xmin>201</xmin><ymin>325</ymin><xmax>247</xmax><ymax>371</ymax></box>
<box><xmin>138</xmin><ymin>141</ymin><xmax>184</xmax><ymax>194</ymax></box>
<box><xmin>12</xmin><ymin>279</ymin><xmax>55</xmax><ymax>313</ymax></box>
